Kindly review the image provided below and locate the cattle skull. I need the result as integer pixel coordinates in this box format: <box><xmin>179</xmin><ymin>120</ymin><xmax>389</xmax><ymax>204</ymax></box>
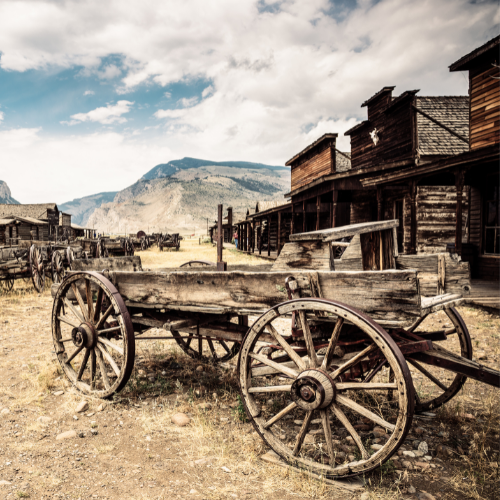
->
<box><xmin>370</xmin><ymin>128</ymin><xmax>380</xmax><ymax>145</ymax></box>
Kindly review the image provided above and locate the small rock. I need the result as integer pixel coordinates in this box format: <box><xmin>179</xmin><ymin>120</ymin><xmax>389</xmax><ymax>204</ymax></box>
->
<box><xmin>335</xmin><ymin>451</ymin><xmax>346</xmax><ymax>460</ymax></box>
<box><xmin>464</xmin><ymin>413</ymin><xmax>475</xmax><ymax>421</ymax></box>
<box><xmin>0</xmin><ymin>480</ymin><xmax>12</xmax><ymax>485</ymax></box>
<box><xmin>171</xmin><ymin>413</ymin><xmax>191</xmax><ymax>427</ymax></box>
<box><xmin>97</xmin><ymin>403</ymin><xmax>106</xmax><ymax>412</ymax></box>
<box><xmin>489</xmin><ymin>462</ymin><xmax>498</xmax><ymax>468</ymax></box>
<box><xmin>413</xmin><ymin>440</ymin><xmax>421</xmax><ymax>449</ymax></box>
<box><xmin>161</xmin><ymin>371</ymin><xmax>167</xmax><ymax>376</ymax></box>
<box><xmin>194</xmin><ymin>457</ymin><xmax>212</xmax><ymax>465</ymax></box>
<box><xmin>401</xmin><ymin>460</ymin><xmax>413</xmax><ymax>469</ymax></box>
<box><xmin>77</xmin><ymin>431</ymin><xmax>85</xmax><ymax>438</ymax></box>
<box><xmin>190</xmin><ymin>489</ymin><xmax>198</xmax><ymax>494</ymax></box>
<box><xmin>414</xmin><ymin>427</ymin><xmax>425</xmax><ymax>435</ymax></box>
<box><xmin>416</xmin><ymin>492</ymin><xmax>436</xmax><ymax>500</ymax></box>
<box><xmin>90</xmin><ymin>429</ymin><xmax>98</xmax><ymax>435</ymax></box>
<box><xmin>73</xmin><ymin>415</ymin><xmax>79</xmax><ymax>421</ymax></box>
<box><xmin>37</xmin><ymin>416</ymin><xmax>51</xmax><ymax>424</ymax></box>
<box><xmin>196</xmin><ymin>365</ymin><xmax>204</xmax><ymax>372</ymax></box>
<box><xmin>304</xmin><ymin>435</ymin><xmax>315</xmax><ymax>444</ymax></box>
<box><xmin>53</xmin><ymin>391</ymin><xmax>64</xmax><ymax>396</ymax></box>
<box><xmin>371</xmin><ymin>444</ymin><xmax>383</xmax><ymax>451</ymax></box>
<box><xmin>360</xmin><ymin>493</ymin><xmax>370</xmax><ymax>500</ymax></box>
<box><xmin>75</xmin><ymin>401</ymin><xmax>89</xmax><ymax>413</ymax></box>
<box><xmin>408</xmin><ymin>485</ymin><xmax>416</xmax><ymax>494</ymax></box>
<box><xmin>1</xmin><ymin>408</ymin><xmax>10</xmax><ymax>416</ymax></box>
<box><xmin>56</xmin><ymin>430</ymin><xmax>77</xmax><ymax>440</ymax></box>
<box><xmin>195</xmin><ymin>386</ymin><xmax>207</xmax><ymax>397</ymax></box>
<box><xmin>424</xmin><ymin>455</ymin><xmax>432</xmax><ymax>461</ymax></box>
<box><xmin>345</xmin><ymin>436</ymin><xmax>354</xmax><ymax>444</ymax></box>
<box><xmin>414</xmin><ymin>450</ymin><xmax>424</xmax><ymax>457</ymax></box>
<box><xmin>437</xmin><ymin>431</ymin><xmax>449</xmax><ymax>438</ymax></box>
<box><xmin>418</xmin><ymin>441</ymin><xmax>428</xmax><ymax>454</ymax></box>
<box><xmin>415</xmin><ymin>461</ymin><xmax>430</xmax><ymax>470</ymax></box>
<box><xmin>436</xmin><ymin>444</ymin><xmax>454</xmax><ymax>458</ymax></box>
<box><xmin>221</xmin><ymin>466</ymin><xmax>231</xmax><ymax>473</ymax></box>
<box><xmin>196</xmin><ymin>403</ymin><xmax>212</xmax><ymax>410</ymax></box>
<box><xmin>87</xmin><ymin>412</ymin><xmax>94</xmax><ymax>417</ymax></box>
<box><xmin>347</xmin><ymin>454</ymin><xmax>356</xmax><ymax>461</ymax></box>
<box><xmin>403</xmin><ymin>450</ymin><xmax>416</xmax><ymax>458</ymax></box>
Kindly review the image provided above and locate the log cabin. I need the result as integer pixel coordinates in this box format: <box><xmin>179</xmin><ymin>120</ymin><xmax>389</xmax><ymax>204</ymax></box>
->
<box><xmin>0</xmin><ymin>215</ymin><xmax>48</xmax><ymax>245</ymax></box>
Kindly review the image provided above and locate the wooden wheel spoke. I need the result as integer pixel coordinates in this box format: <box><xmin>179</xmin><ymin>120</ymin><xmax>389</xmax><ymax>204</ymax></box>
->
<box><xmin>330</xmin><ymin>344</ymin><xmax>378</xmax><ymax>380</ymax></box>
<box><xmin>320</xmin><ymin>317</ymin><xmax>344</xmax><ymax>371</ymax></box>
<box><xmin>66</xmin><ymin>345</ymin><xmax>84</xmax><ymax>364</ymax></box>
<box><xmin>263</xmin><ymin>402</ymin><xmax>297</xmax><ymax>429</ymax></box>
<box><xmin>207</xmin><ymin>337</ymin><xmax>217</xmax><ymax>358</ymax></box>
<box><xmin>407</xmin><ymin>358</ymin><xmax>447</xmax><ymax>391</ymax></box>
<box><xmin>185</xmin><ymin>334</ymin><xmax>192</xmax><ymax>349</ymax></box>
<box><xmin>336</xmin><ymin>382</ymin><xmax>397</xmax><ymax>390</ymax></box>
<box><xmin>248</xmin><ymin>385</ymin><xmax>292</xmax><ymax>393</ymax></box>
<box><xmin>249</xmin><ymin>352</ymin><xmax>299</xmax><ymax>379</ymax></box>
<box><xmin>71</xmin><ymin>283</ymin><xmax>89</xmax><ymax>322</ymax></box>
<box><xmin>85</xmin><ymin>281</ymin><xmax>94</xmax><ymax>322</ymax></box>
<box><xmin>97</xmin><ymin>344</ymin><xmax>121</xmax><ymax>377</ymax></box>
<box><xmin>93</xmin><ymin>288</ymin><xmax>104</xmax><ymax>324</ymax></box>
<box><xmin>97</xmin><ymin>326</ymin><xmax>121</xmax><ymax>335</ymax></box>
<box><xmin>90</xmin><ymin>350</ymin><xmax>97</xmax><ymax>390</ymax></box>
<box><xmin>298</xmin><ymin>311</ymin><xmax>319</xmax><ymax>368</ymax></box>
<box><xmin>197</xmin><ymin>334</ymin><xmax>203</xmax><ymax>356</ymax></box>
<box><xmin>336</xmin><ymin>394</ymin><xmax>395</xmax><ymax>432</ymax></box>
<box><xmin>77</xmin><ymin>348</ymin><xmax>91</xmax><ymax>381</ymax></box>
<box><xmin>320</xmin><ymin>409</ymin><xmax>335</xmax><ymax>464</ymax></box>
<box><xmin>57</xmin><ymin>315</ymin><xmax>80</xmax><ymax>329</ymax></box>
<box><xmin>292</xmin><ymin>410</ymin><xmax>314</xmax><ymax>456</ymax></box>
<box><xmin>98</xmin><ymin>337</ymin><xmax>124</xmax><ymax>356</ymax></box>
<box><xmin>95</xmin><ymin>304</ymin><xmax>114</xmax><ymax>330</ymax></box>
<box><xmin>266</xmin><ymin>323</ymin><xmax>306</xmax><ymax>371</ymax></box>
<box><xmin>331</xmin><ymin>404</ymin><xmax>369</xmax><ymax>459</ymax></box>
<box><xmin>220</xmin><ymin>340</ymin><xmax>231</xmax><ymax>353</ymax></box>
<box><xmin>95</xmin><ymin>347</ymin><xmax>111</xmax><ymax>390</ymax></box>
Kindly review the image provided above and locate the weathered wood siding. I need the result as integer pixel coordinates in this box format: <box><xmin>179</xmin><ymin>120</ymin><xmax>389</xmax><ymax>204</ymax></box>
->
<box><xmin>349</xmin><ymin>99</ymin><xmax>414</xmax><ymax>170</ymax></box>
<box><xmin>291</xmin><ymin>146</ymin><xmax>333</xmax><ymax>192</ymax></box>
<box><xmin>470</xmin><ymin>65</ymin><xmax>500</xmax><ymax>149</ymax></box>
<box><xmin>469</xmin><ymin>187</ymin><xmax>482</xmax><ymax>249</ymax></box>
<box><xmin>416</xmin><ymin>186</ymin><xmax>469</xmax><ymax>253</ymax></box>
<box><xmin>350</xmin><ymin>191</ymin><xmax>377</xmax><ymax>225</ymax></box>
<box><xmin>271</xmin><ymin>241</ymin><xmax>331</xmax><ymax>271</ymax></box>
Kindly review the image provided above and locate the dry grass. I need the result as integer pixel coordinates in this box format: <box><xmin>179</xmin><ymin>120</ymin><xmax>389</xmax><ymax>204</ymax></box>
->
<box><xmin>137</xmin><ymin>238</ymin><xmax>266</xmax><ymax>269</ymax></box>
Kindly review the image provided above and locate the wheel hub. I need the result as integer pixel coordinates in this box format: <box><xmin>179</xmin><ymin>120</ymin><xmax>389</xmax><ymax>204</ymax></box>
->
<box><xmin>291</xmin><ymin>369</ymin><xmax>336</xmax><ymax>410</ymax></box>
<box><xmin>71</xmin><ymin>323</ymin><xmax>97</xmax><ymax>349</ymax></box>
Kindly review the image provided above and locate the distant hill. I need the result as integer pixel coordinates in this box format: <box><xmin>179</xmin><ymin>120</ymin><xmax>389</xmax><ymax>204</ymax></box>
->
<box><xmin>88</xmin><ymin>158</ymin><xmax>290</xmax><ymax>234</ymax></box>
<box><xmin>0</xmin><ymin>180</ymin><xmax>19</xmax><ymax>204</ymax></box>
<box><xmin>59</xmin><ymin>191</ymin><xmax>118</xmax><ymax>226</ymax></box>
<box><xmin>141</xmin><ymin>157</ymin><xmax>289</xmax><ymax>181</ymax></box>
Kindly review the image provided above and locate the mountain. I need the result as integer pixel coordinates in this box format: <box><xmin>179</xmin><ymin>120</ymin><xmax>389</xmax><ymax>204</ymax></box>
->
<box><xmin>59</xmin><ymin>191</ymin><xmax>117</xmax><ymax>227</ymax></box>
<box><xmin>87</xmin><ymin>158</ymin><xmax>290</xmax><ymax>235</ymax></box>
<box><xmin>0</xmin><ymin>180</ymin><xmax>19</xmax><ymax>204</ymax></box>
<box><xmin>141</xmin><ymin>157</ymin><xmax>288</xmax><ymax>181</ymax></box>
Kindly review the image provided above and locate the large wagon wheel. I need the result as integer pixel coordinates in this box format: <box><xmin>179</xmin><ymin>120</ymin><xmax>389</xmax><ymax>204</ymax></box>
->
<box><xmin>239</xmin><ymin>298</ymin><xmax>414</xmax><ymax>478</ymax></box>
<box><xmin>404</xmin><ymin>307</ymin><xmax>472</xmax><ymax>413</ymax></box>
<box><xmin>30</xmin><ymin>244</ymin><xmax>45</xmax><ymax>293</ymax></box>
<box><xmin>172</xmin><ymin>330</ymin><xmax>240</xmax><ymax>363</ymax></box>
<box><xmin>51</xmin><ymin>251</ymin><xmax>66</xmax><ymax>284</ymax></box>
<box><xmin>52</xmin><ymin>272</ymin><xmax>135</xmax><ymax>398</ymax></box>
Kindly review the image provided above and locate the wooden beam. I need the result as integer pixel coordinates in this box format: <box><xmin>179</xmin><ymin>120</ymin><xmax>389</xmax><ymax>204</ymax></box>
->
<box><xmin>302</xmin><ymin>201</ymin><xmax>306</xmax><ymax>233</ymax></box>
<box><xmin>410</xmin><ymin>181</ymin><xmax>417</xmax><ymax>255</ymax></box>
<box><xmin>377</xmin><ymin>187</ymin><xmax>383</xmax><ymax>221</ymax></box>
<box><xmin>316</xmin><ymin>196</ymin><xmax>320</xmax><ymax>231</ymax></box>
<box><xmin>455</xmin><ymin>170</ymin><xmax>465</xmax><ymax>256</ymax></box>
<box><xmin>268</xmin><ymin>216</ymin><xmax>271</xmax><ymax>256</ymax></box>
<box><xmin>277</xmin><ymin>212</ymin><xmax>281</xmax><ymax>257</ymax></box>
<box><xmin>291</xmin><ymin>203</ymin><xmax>294</xmax><ymax>235</ymax></box>
<box><xmin>331</xmin><ymin>189</ymin><xmax>338</xmax><ymax>228</ymax></box>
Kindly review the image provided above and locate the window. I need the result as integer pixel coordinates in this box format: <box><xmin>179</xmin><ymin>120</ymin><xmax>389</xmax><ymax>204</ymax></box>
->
<box><xmin>484</xmin><ymin>186</ymin><xmax>499</xmax><ymax>255</ymax></box>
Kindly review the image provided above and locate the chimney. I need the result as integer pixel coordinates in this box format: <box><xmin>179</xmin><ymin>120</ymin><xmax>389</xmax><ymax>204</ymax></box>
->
<box><xmin>361</xmin><ymin>87</ymin><xmax>395</xmax><ymax>121</ymax></box>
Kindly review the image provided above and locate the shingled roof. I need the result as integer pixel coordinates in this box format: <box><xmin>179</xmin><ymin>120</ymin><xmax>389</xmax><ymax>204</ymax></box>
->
<box><xmin>0</xmin><ymin>203</ymin><xmax>58</xmax><ymax>220</ymax></box>
<box><xmin>415</xmin><ymin>96</ymin><xmax>469</xmax><ymax>157</ymax></box>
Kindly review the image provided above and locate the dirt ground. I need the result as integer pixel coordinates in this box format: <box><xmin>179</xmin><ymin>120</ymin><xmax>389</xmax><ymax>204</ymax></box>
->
<box><xmin>0</xmin><ymin>240</ymin><xmax>498</xmax><ymax>500</ymax></box>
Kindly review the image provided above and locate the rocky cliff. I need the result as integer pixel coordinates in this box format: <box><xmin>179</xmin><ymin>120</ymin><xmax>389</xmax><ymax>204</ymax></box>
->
<box><xmin>0</xmin><ymin>180</ymin><xmax>19</xmax><ymax>204</ymax></box>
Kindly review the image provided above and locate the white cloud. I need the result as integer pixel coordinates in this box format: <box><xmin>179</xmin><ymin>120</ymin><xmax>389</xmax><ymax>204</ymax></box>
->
<box><xmin>83</xmin><ymin>90</ymin><xmax>95</xmax><ymax>95</ymax></box>
<box><xmin>164</xmin><ymin>91</ymin><xmax>172</xmax><ymax>98</ymax></box>
<box><xmin>178</xmin><ymin>96</ymin><xmax>198</xmax><ymax>108</ymax></box>
<box><xmin>64</xmin><ymin>100</ymin><xmax>134</xmax><ymax>125</ymax></box>
<box><xmin>0</xmin><ymin>127</ymin><xmax>172</xmax><ymax>203</ymax></box>
<box><xmin>0</xmin><ymin>111</ymin><xmax>4</xmax><ymax>122</ymax></box>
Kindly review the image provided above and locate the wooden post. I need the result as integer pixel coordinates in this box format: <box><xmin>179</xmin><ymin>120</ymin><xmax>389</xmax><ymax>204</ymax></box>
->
<box><xmin>302</xmin><ymin>201</ymin><xmax>306</xmax><ymax>233</ymax></box>
<box><xmin>316</xmin><ymin>196</ymin><xmax>320</xmax><ymax>231</ymax></box>
<box><xmin>291</xmin><ymin>203</ymin><xmax>295</xmax><ymax>235</ymax></box>
<box><xmin>331</xmin><ymin>190</ymin><xmax>338</xmax><ymax>228</ymax></box>
<box><xmin>277</xmin><ymin>211</ymin><xmax>281</xmax><ymax>257</ymax></box>
<box><xmin>217</xmin><ymin>204</ymin><xmax>226</xmax><ymax>271</ymax></box>
<box><xmin>258</xmin><ymin>223</ymin><xmax>262</xmax><ymax>255</ymax></box>
<box><xmin>377</xmin><ymin>187</ymin><xmax>383</xmax><ymax>221</ymax></box>
<box><xmin>410</xmin><ymin>181</ymin><xmax>417</xmax><ymax>254</ymax></box>
<box><xmin>268</xmin><ymin>215</ymin><xmax>271</xmax><ymax>256</ymax></box>
<box><xmin>455</xmin><ymin>170</ymin><xmax>465</xmax><ymax>256</ymax></box>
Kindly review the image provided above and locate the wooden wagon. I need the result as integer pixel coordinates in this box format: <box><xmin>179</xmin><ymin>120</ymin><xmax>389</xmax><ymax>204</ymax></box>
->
<box><xmin>50</xmin><ymin>220</ymin><xmax>499</xmax><ymax>479</ymax></box>
<box><xmin>158</xmin><ymin>233</ymin><xmax>180</xmax><ymax>251</ymax></box>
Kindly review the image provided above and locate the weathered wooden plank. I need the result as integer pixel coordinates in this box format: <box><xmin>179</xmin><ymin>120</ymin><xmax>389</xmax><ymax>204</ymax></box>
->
<box><xmin>290</xmin><ymin>220</ymin><xmax>399</xmax><ymax>242</ymax></box>
<box><xmin>72</xmin><ymin>256</ymin><xmax>142</xmax><ymax>272</ymax></box>
<box><xmin>271</xmin><ymin>241</ymin><xmax>331</xmax><ymax>271</ymax></box>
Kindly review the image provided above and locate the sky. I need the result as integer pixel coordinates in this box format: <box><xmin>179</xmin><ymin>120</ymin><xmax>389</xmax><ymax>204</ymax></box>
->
<box><xmin>0</xmin><ymin>0</ymin><xmax>498</xmax><ymax>204</ymax></box>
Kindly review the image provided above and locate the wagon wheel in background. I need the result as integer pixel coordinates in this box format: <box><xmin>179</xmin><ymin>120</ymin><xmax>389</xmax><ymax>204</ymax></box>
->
<box><xmin>239</xmin><ymin>298</ymin><xmax>414</xmax><ymax>479</ymax></box>
<box><xmin>171</xmin><ymin>329</ymin><xmax>240</xmax><ymax>363</ymax></box>
<box><xmin>30</xmin><ymin>244</ymin><xmax>45</xmax><ymax>293</ymax></box>
<box><xmin>51</xmin><ymin>251</ymin><xmax>66</xmax><ymax>284</ymax></box>
<box><xmin>0</xmin><ymin>278</ymin><xmax>15</xmax><ymax>293</ymax></box>
<box><xmin>51</xmin><ymin>271</ymin><xmax>135</xmax><ymax>398</ymax></box>
<box><xmin>403</xmin><ymin>307</ymin><xmax>472</xmax><ymax>413</ymax></box>
<box><xmin>140</xmin><ymin>238</ymin><xmax>147</xmax><ymax>251</ymax></box>
<box><xmin>125</xmin><ymin>238</ymin><xmax>135</xmax><ymax>256</ymax></box>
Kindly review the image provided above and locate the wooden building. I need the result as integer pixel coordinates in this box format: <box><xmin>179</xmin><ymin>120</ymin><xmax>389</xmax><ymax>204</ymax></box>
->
<box><xmin>361</xmin><ymin>36</ymin><xmax>499</xmax><ymax>281</ymax></box>
<box><xmin>0</xmin><ymin>216</ymin><xmax>48</xmax><ymax>245</ymax></box>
